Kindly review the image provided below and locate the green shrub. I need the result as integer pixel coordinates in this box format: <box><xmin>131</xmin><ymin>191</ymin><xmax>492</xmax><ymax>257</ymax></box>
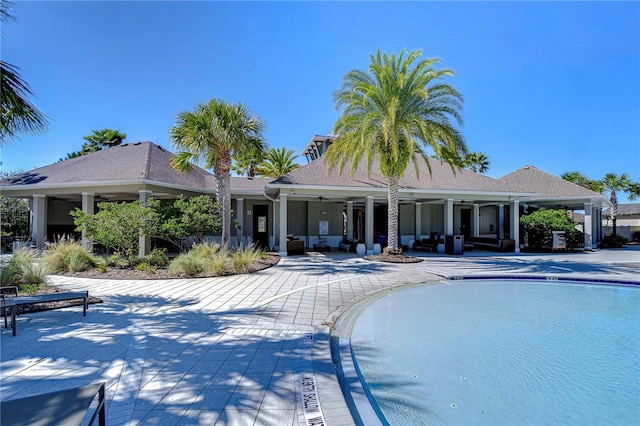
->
<box><xmin>96</xmin><ymin>262</ymin><xmax>108</xmax><ymax>273</ymax></box>
<box><xmin>520</xmin><ymin>209</ymin><xmax>579</xmax><ymax>250</ymax></box>
<box><xmin>106</xmin><ymin>254</ymin><xmax>127</xmax><ymax>268</ymax></box>
<box><xmin>146</xmin><ymin>248</ymin><xmax>169</xmax><ymax>267</ymax></box>
<box><xmin>231</xmin><ymin>245</ymin><xmax>261</xmax><ymax>274</ymax></box>
<box><xmin>135</xmin><ymin>262</ymin><xmax>156</xmax><ymax>273</ymax></box>
<box><xmin>169</xmin><ymin>252</ymin><xmax>206</xmax><ymax>276</ymax></box>
<box><xmin>1</xmin><ymin>248</ymin><xmax>47</xmax><ymax>288</ymax></box>
<box><xmin>67</xmin><ymin>251</ymin><xmax>92</xmax><ymax>272</ymax></box>
<box><xmin>190</xmin><ymin>241</ymin><xmax>220</xmax><ymax>259</ymax></box>
<box><xmin>168</xmin><ymin>243</ymin><xmax>263</xmax><ymax>277</ymax></box>
<box><xmin>0</xmin><ymin>257</ymin><xmax>12</xmax><ymax>286</ymax></box>
<box><xmin>206</xmin><ymin>253</ymin><xmax>228</xmax><ymax>276</ymax></box>
<box><xmin>600</xmin><ymin>234</ymin><xmax>629</xmax><ymax>248</ymax></box>
<box><xmin>42</xmin><ymin>239</ymin><xmax>94</xmax><ymax>273</ymax></box>
<box><xmin>20</xmin><ymin>262</ymin><xmax>47</xmax><ymax>285</ymax></box>
<box><xmin>19</xmin><ymin>283</ymin><xmax>41</xmax><ymax>294</ymax></box>
<box><xmin>127</xmin><ymin>255</ymin><xmax>142</xmax><ymax>267</ymax></box>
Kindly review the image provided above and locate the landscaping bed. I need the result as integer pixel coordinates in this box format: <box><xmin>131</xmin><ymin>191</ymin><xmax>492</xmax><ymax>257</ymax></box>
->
<box><xmin>60</xmin><ymin>252</ymin><xmax>281</xmax><ymax>280</ymax></box>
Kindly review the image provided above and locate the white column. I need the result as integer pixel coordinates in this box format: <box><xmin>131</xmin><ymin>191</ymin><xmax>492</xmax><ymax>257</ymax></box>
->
<box><xmin>138</xmin><ymin>190</ymin><xmax>152</xmax><ymax>256</ymax></box>
<box><xmin>591</xmin><ymin>204</ymin><xmax>599</xmax><ymax>249</ymax></box>
<box><xmin>510</xmin><ymin>199</ymin><xmax>520</xmax><ymax>253</ymax></box>
<box><xmin>365</xmin><ymin>196</ymin><xmax>374</xmax><ymax>254</ymax></box>
<box><xmin>584</xmin><ymin>202</ymin><xmax>593</xmax><ymax>250</ymax></box>
<box><xmin>279</xmin><ymin>193</ymin><xmax>288</xmax><ymax>257</ymax></box>
<box><xmin>415</xmin><ymin>202</ymin><xmax>422</xmax><ymax>240</ymax></box>
<box><xmin>444</xmin><ymin>198</ymin><xmax>454</xmax><ymax>236</ymax></box>
<box><xmin>81</xmin><ymin>192</ymin><xmax>95</xmax><ymax>251</ymax></box>
<box><xmin>347</xmin><ymin>201</ymin><xmax>354</xmax><ymax>241</ymax></box>
<box><xmin>236</xmin><ymin>198</ymin><xmax>244</xmax><ymax>248</ymax></box>
<box><xmin>31</xmin><ymin>194</ymin><xmax>47</xmax><ymax>249</ymax></box>
<box><xmin>472</xmin><ymin>204</ymin><xmax>480</xmax><ymax>237</ymax></box>
<box><xmin>596</xmin><ymin>207</ymin><xmax>602</xmax><ymax>246</ymax></box>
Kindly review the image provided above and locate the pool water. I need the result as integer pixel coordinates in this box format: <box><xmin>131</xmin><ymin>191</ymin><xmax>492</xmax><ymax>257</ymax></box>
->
<box><xmin>350</xmin><ymin>280</ymin><xmax>640</xmax><ymax>425</ymax></box>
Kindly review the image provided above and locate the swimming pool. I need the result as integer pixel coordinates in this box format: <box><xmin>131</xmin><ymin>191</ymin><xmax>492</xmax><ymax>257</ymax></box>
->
<box><xmin>345</xmin><ymin>279</ymin><xmax>640</xmax><ymax>425</ymax></box>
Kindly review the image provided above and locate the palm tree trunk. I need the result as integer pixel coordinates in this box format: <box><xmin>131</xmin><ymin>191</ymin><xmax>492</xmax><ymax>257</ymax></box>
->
<box><xmin>386</xmin><ymin>175</ymin><xmax>400</xmax><ymax>253</ymax></box>
<box><xmin>611</xmin><ymin>191</ymin><xmax>618</xmax><ymax>236</ymax></box>
<box><xmin>215</xmin><ymin>157</ymin><xmax>232</xmax><ymax>248</ymax></box>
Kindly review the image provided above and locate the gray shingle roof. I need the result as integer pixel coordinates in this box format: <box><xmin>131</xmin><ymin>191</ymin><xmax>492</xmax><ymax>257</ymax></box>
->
<box><xmin>498</xmin><ymin>165</ymin><xmax>601</xmax><ymax>199</ymax></box>
<box><xmin>603</xmin><ymin>203</ymin><xmax>640</xmax><ymax>217</ymax></box>
<box><xmin>2</xmin><ymin>142</ymin><xmax>215</xmax><ymax>190</ymax></box>
<box><xmin>269</xmin><ymin>156</ymin><xmax>526</xmax><ymax>193</ymax></box>
<box><xmin>231</xmin><ymin>176</ymin><xmax>270</xmax><ymax>192</ymax></box>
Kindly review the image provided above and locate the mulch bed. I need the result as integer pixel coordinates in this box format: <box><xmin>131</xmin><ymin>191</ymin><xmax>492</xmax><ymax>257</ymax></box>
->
<box><xmin>60</xmin><ymin>253</ymin><xmax>281</xmax><ymax>280</ymax></box>
<box><xmin>364</xmin><ymin>252</ymin><xmax>423</xmax><ymax>263</ymax></box>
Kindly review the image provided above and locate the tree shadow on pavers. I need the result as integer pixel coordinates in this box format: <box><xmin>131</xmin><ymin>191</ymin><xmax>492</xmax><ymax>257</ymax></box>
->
<box><xmin>275</xmin><ymin>255</ymin><xmax>397</xmax><ymax>276</ymax></box>
<box><xmin>0</xmin><ymin>294</ymin><xmax>333</xmax><ymax>425</ymax></box>
<box><xmin>425</xmin><ymin>255</ymin><xmax>636</xmax><ymax>278</ymax></box>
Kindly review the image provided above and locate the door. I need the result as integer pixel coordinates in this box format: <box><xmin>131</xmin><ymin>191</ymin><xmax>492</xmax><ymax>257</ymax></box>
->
<box><xmin>460</xmin><ymin>208</ymin><xmax>471</xmax><ymax>238</ymax></box>
<box><xmin>253</xmin><ymin>205</ymin><xmax>269</xmax><ymax>249</ymax></box>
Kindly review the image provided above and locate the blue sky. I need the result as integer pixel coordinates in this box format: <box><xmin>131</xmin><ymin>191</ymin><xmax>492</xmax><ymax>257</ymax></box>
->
<box><xmin>2</xmin><ymin>1</ymin><xmax>639</xmax><ymax>200</ymax></box>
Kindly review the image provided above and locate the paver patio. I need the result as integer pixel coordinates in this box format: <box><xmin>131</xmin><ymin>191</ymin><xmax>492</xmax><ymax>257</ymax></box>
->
<box><xmin>1</xmin><ymin>248</ymin><xmax>638</xmax><ymax>425</ymax></box>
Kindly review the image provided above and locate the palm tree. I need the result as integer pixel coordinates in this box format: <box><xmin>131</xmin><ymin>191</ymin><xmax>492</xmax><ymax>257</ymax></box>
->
<box><xmin>463</xmin><ymin>151</ymin><xmax>490</xmax><ymax>173</ymax></box>
<box><xmin>170</xmin><ymin>99</ymin><xmax>266</xmax><ymax>247</ymax></box>
<box><xmin>231</xmin><ymin>146</ymin><xmax>265</xmax><ymax>178</ymax></box>
<box><xmin>0</xmin><ymin>2</ymin><xmax>48</xmax><ymax>145</ymax></box>
<box><xmin>561</xmin><ymin>171</ymin><xmax>603</xmax><ymax>192</ymax></box>
<box><xmin>326</xmin><ymin>49</ymin><xmax>466</xmax><ymax>254</ymax></box>
<box><xmin>601</xmin><ymin>173</ymin><xmax>633</xmax><ymax>236</ymax></box>
<box><xmin>255</xmin><ymin>147</ymin><xmax>299</xmax><ymax>178</ymax></box>
<box><xmin>59</xmin><ymin>128</ymin><xmax>127</xmax><ymax>161</ymax></box>
<box><xmin>81</xmin><ymin>128</ymin><xmax>127</xmax><ymax>151</ymax></box>
<box><xmin>0</xmin><ymin>0</ymin><xmax>48</xmax><ymax>146</ymax></box>
<box><xmin>628</xmin><ymin>182</ymin><xmax>640</xmax><ymax>201</ymax></box>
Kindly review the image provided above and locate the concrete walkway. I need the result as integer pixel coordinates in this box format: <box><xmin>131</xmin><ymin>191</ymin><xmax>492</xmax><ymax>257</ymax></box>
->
<box><xmin>1</xmin><ymin>248</ymin><xmax>638</xmax><ymax>425</ymax></box>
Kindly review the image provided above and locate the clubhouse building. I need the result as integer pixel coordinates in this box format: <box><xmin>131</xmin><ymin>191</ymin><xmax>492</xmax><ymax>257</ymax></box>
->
<box><xmin>1</xmin><ymin>136</ymin><xmax>609</xmax><ymax>256</ymax></box>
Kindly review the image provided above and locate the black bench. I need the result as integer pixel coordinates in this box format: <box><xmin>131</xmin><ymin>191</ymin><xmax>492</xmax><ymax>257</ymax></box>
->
<box><xmin>4</xmin><ymin>291</ymin><xmax>89</xmax><ymax>336</ymax></box>
<box><xmin>467</xmin><ymin>237</ymin><xmax>515</xmax><ymax>253</ymax></box>
<box><xmin>1</xmin><ymin>382</ymin><xmax>106</xmax><ymax>426</ymax></box>
<box><xmin>413</xmin><ymin>239</ymin><xmax>440</xmax><ymax>252</ymax></box>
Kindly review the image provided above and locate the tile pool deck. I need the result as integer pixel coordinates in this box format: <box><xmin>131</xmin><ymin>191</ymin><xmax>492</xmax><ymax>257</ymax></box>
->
<box><xmin>1</xmin><ymin>248</ymin><xmax>638</xmax><ymax>425</ymax></box>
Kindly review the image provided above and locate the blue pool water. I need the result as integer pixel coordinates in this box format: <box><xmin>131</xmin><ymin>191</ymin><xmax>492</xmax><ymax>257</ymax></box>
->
<box><xmin>350</xmin><ymin>280</ymin><xmax>640</xmax><ymax>425</ymax></box>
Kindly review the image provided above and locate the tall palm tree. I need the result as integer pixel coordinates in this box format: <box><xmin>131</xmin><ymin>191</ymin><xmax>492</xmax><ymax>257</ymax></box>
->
<box><xmin>601</xmin><ymin>172</ymin><xmax>632</xmax><ymax>236</ymax></box>
<box><xmin>82</xmin><ymin>128</ymin><xmax>127</xmax><ymax>151</ymax></box>
<box><xmin>326</xmin><ymin>49</ymin><xmax>466</xmax><ymax>254</ymax></box>
<box><xmin>255</xmin><ymin>147</ymin><xmax>299</xmax><ymax>178</ymax></box>
<box><xmin>628</xmin><ymin>182</ymin><xmax>640</xmax><ymax>201</ymax></box>
<box><xmin>170</xmin><ymin>99</ymin><xmax>266</xmax><ymax>247</ymax></box>
<box><xmin>561</xmin><ymin>171</ymin><xmax>603</xmax><ymax>192</ymax></box>
<box><xmin>60</xmin><ymin>128</ymin><xmax>127</xmax><ymax>161</ymax></box>
<box><xmin>0</xmin><ymin>2</ymin><xmax>48</xmax><ymax>145</ymax></box>
<box><xmin>463</xmin><ymin>151</ymin><xmax>490</xmax><ymax>173</ymax></box>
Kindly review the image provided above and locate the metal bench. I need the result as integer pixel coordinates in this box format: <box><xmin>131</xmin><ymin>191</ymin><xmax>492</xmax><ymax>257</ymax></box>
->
<box><xmin>1</xmin><ymin>382</ymin><xmax>106</xmax><ymax>426</ymax></box>
<box><xmin>4</xmin><ymin>291</ymin><xmax>89</xmax><ymax>336</ymax></box>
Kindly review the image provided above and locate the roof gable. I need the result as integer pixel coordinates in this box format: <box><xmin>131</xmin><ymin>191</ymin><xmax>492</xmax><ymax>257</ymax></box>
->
<box><xmin>498</xmin><ymin>165</ymin><xmax>602</xmax><ymax>199</ymax></box>
<box><xmin>2</xmin><ymin>142</ymin><xmax>215</xmax><ymax>190</ymax></box>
